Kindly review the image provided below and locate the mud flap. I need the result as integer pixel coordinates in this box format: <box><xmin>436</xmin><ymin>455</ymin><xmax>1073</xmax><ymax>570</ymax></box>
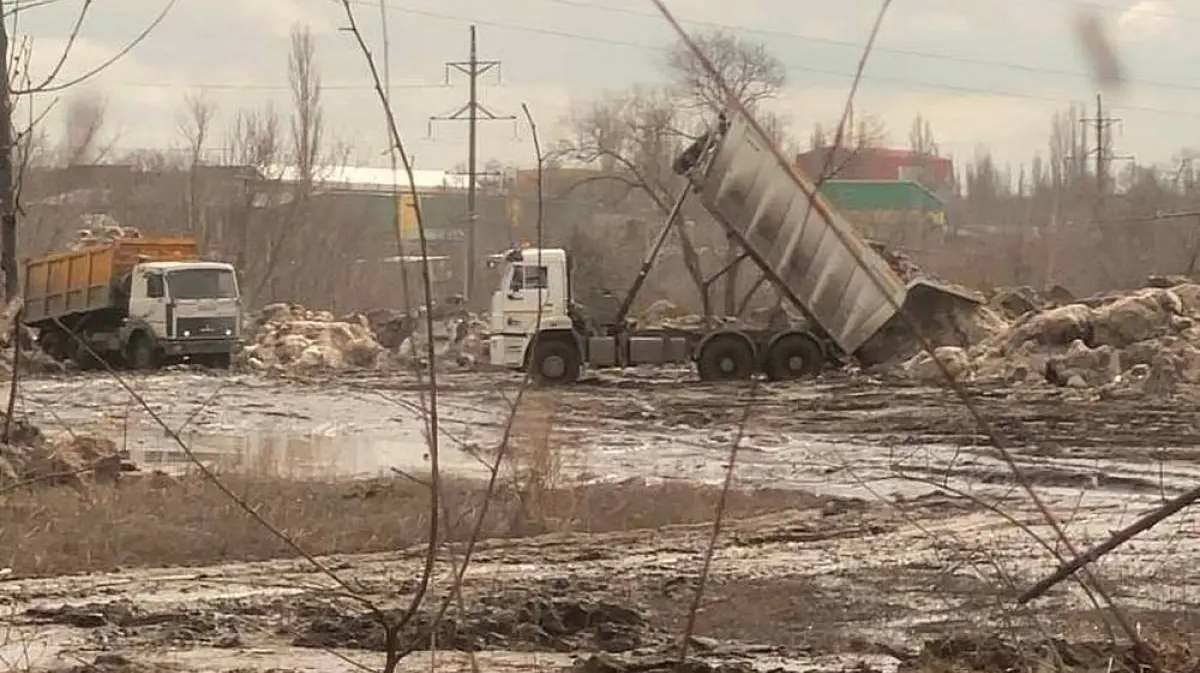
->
<box><xmin>855</xmin><ymin>281</ymin><xmax>986</xmax><ymax>368</ymax></box>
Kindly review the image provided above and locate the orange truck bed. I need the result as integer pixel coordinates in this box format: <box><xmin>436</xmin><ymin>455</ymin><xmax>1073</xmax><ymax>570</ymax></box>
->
<box><xmin>23</xmin><ymin>238</ymin><xmax>198</xmax><ymax>324</ymax></box>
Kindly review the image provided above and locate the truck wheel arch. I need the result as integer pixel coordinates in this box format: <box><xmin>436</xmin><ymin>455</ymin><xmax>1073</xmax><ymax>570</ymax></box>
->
<box><xmin>524</xmin><ymin>329</ymin><xmax>581</xmax><ymax>384</ymax></box>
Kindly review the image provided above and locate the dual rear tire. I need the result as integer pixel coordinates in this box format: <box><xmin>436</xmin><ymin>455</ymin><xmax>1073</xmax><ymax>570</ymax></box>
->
<box><xmin>524</xmin><ymin>331</ymin><xmax>825</xmax><ymax>385</ymax></box>
<box><xmin>696</xmin><ymin>332</ymin><xmax>824</xmax><ymax>383</ymax></box>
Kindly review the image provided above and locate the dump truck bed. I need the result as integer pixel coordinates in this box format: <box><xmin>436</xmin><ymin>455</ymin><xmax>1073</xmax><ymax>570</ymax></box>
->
<box><xmin>685</xmin><ymin>111</ymin><xmax>908</xmax><ymax>356</ymax></box>
<box><xmin>23</xmin><ymin>238</ymin><xmax>198</xmax><ymax>324</ymax></box>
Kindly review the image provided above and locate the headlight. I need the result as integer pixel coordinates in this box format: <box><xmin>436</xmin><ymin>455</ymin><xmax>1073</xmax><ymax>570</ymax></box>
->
<box><xmin>225</xmin><ymin>329</ymin><xmax>233</xmax><ymax>336</ymax></box>
<box><xmin>183</xmin><ymin>330</ymin><xmax>191</xmax><ymax>337</ymax></box>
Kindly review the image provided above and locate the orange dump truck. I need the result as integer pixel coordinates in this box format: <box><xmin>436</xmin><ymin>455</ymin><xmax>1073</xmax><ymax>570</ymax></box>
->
<box><xmin>23</xmin><ymin>237</ymin><xmax>242</xmax><ymax>369</ymax></box>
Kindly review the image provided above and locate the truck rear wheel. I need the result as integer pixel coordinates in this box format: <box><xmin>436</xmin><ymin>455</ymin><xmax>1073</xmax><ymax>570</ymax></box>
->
<box><xmin>128</xmin><ymin>333</ymin><xmax>160</xmax><ymax>371</ymax></box>
<box><xmin>73</xmin><ymin>340</ymin><xmax>103</xmax><ymax>371</ymax></box>
<box><xmin>530</xmin><ymin>339</ymin><xmax>580</xmax><ymax>385</ymax></box>
<box><xmin>764</xmin><ymin>333</ymin><xmax>823</xmax><ymax>381</ymax></box>
<box><xmin>697</xmin><ymin>335</ymin><xmax>755</xmax><ymax>382</ymax></box>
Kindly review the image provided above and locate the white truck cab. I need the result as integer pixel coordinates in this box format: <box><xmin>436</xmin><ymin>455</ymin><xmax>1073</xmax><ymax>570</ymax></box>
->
<box><xmin>125</xmin><ymin>260</ymin><xmax>242</xmax><ymax>368</ymax></box>
<box><xmin>487</xmin><ymin>247</ymin><xmax>574</xmax><ymax>370</ymax></box>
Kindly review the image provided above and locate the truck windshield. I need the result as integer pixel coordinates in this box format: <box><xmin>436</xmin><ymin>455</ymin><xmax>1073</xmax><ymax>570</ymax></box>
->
<box><xmin>166</xmin><ymin>268</ymin><xmax>237</xmax><ymax>300</ymax></box>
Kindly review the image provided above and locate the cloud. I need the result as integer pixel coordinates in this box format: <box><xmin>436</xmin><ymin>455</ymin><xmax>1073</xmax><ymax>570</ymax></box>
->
<box><xmin>21</xmin><ymin>35</ymin><xmax>161</xmax><ymax>88</ymax></box>
<box><xmin>1118</xmin><ymin>0</ymin><xmax>1174</xmax><ymax>38</ymax></box>
<box><xmin>230</xmin><ymin>0</ymin><xmax>340</xmax><ymax>37</ymax></box>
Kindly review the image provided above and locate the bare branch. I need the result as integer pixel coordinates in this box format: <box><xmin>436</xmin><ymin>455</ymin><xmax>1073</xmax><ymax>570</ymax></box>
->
<box><xmin>18</xmin><ymin>0</ymin><xmax>90</xmax><ymax>94</ymax></box>
<box><xmin>664</xmin><ymin>29</ymin><xmax>785</xmax><ymax>113</ymax></box>
<box><xmin>14</xmin><ymin>0</ymin><xmax>180</xmax><ymax>95</ymax></box>
<box><xmin>336</xmin><ymin>3</ymin><xmax>445</xmax><ymax>670</ymax></box>
<box><xmin>177</xmin><ymin>89</ymin><xmax>216</xmax><ymax>166</ymax></box>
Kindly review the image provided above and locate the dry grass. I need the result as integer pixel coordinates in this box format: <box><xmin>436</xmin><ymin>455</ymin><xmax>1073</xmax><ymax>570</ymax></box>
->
<box><xmin>0</xmin><ymin>471</ymin><xmax>826</xmax><ymax>579</ymax></box>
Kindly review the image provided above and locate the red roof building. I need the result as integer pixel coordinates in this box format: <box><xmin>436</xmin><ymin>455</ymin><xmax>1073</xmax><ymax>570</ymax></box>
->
<box><xmin>795</xmin><ymin>147</ymin><xmax>954</xmax><ymax>188</ymax></box>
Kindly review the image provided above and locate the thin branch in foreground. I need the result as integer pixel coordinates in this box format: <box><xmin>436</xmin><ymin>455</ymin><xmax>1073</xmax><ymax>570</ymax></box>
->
<box><xmin>3</xmin><ymin>305</ymin><xmax>20</xmax><ymax>443</ymax></box>
<box><xmin>399</xmin><ymin>100</ymin><xmax>550</xmax><ymax>662</ymax></box>
<box><xmin>336</xmin><ymin>4</ymin><xmax>445</xmax><ymax>671</ymax></box>
<box><xmin>674</xmin><ymin>384</ymin><xmax>758</xmax><ymax>668</ymax></box>
<box><xmin>1019</xmin><ymin>484</ymin><xmax>1200</xmax><ymax>604</ymax></box>
<box><xmin>17</xmin><ymin>0</ymin><xmax>90</xmax><ymax>94</ymax></box>
<box><xmin>13</xmin><ymin>0</ymin><xmax>178</xmax><ymax>95</ymax></box>
<box><xmin>46</xmin><ymin>316</ymin><xmax>389</xmax><ymax>652</ymax></box>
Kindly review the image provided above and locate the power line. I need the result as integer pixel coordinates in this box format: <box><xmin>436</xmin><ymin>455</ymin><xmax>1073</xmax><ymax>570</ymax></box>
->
<box><xmin>57</xmin><ymin>81</ymin><xmax>448</xmax><ymax>91</ymax></box>
<box><xmin>540</xmin><ymin>0</ymin><xmax>1200</xmax><ymax>96</ymax></box>
<box><xmin>360</xmin><ymin>2</ymin><xmax>1200</xmax><ymax>121</ymax></box>
<box><xmin>1077</xmin><ymin>92</ymin><xmax>1133</xmax><ymax>201</ymax></box>
<box><xmin>429</xmin><ymin>25</ymin><xmax>515</xmax><ymax>301</ymax></box>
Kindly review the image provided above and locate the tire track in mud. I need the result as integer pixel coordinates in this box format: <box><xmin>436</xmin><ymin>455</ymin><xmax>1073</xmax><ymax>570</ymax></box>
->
<box><xmin>6</xmin><ymin>493</ymin><xmax>1199</xmax><ymax>672</ymax></box>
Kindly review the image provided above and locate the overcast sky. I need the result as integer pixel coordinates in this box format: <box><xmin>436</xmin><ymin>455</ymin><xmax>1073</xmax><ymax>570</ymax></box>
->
<box><xmin>11</xmin><ymin>0</ymin><xmax>1198</xmax><ymax>173</ymax></box>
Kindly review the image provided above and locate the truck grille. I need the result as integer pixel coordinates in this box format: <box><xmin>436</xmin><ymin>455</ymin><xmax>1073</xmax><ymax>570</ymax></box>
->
<box><xmin>175</xmin><ymin>316</ymin><xmax>237</xmax><ymax>338</ymax></box>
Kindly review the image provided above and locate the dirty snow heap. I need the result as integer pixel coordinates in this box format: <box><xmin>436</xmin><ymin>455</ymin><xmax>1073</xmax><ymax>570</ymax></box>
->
<box><xmin>904</xmin><ymin>281</ymin><xmax>1200</xmax><ymax>396</ymax></box>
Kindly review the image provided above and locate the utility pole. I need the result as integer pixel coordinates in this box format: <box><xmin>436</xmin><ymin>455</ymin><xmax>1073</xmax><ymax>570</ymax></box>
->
<box><xmin>1077</xmin><ymin>93</ymin><xmax>1131</xmax><ymax>209</ymax></box>
<box><xmin>429</xmin><ymin>26</ymin><xmax>514</xmax><ymax>302</ymax></box>
<box><xmin>0</xmin><ymin>0</ymin><xmax>16</xmax><ymax>302</ymax></box>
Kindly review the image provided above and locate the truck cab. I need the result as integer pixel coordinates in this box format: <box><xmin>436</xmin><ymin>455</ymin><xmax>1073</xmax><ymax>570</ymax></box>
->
<box><xmin>488</xmin><ymin>247</ymin><xmax>575</xmax><ymax>372</ymax></box>
<box><xmin>487</xmin><ymin>245</ymin><xmax>703</xmax><ymax>384</ymax></box>
<box><xmin>126</xmin><ymin>260</ymin><xmax>242</xmax><ymax>368</ymax></box>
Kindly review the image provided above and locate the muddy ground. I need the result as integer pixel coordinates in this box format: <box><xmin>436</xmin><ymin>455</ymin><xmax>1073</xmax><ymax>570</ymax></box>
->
<box><xmin>3</xmin><ymin>367</ymin><xmax>1200</xmax><ymax>672</ymax></box>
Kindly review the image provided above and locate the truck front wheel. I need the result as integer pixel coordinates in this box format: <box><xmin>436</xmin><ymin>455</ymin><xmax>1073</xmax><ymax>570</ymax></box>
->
<box><xmin>530</xmin><ymin>339</ymin><xmax>580</xmax><ymax>385</ymax></box>
<box><xmin>764</xmin><ymin>334</ymin><xmax>823</xmax><ymax>381</ymax></box>
<box><xmin>697</xmin><ymin>335</ymin><xmax>755</xmax><ymax>382</ymax></box>
<box><xmin>128</xmin><ymin>334</ymin><xmax>160</xmax><ymax>371</ymax></box>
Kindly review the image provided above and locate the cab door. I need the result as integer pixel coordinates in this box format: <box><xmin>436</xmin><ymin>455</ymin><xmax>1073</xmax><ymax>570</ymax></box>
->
<box><xmin>127</xmin><ymin>270</ymin><xmax>169</xmax><ymax>338</ymax></box>
<box><xmin>501</xmin><ymin>263</ymin><xmax>550</xmax><ymax>334</ymax></box>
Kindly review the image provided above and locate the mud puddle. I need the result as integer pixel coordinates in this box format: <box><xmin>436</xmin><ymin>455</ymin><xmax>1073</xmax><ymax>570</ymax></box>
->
<box><xmin>134</xmin><ymin>428</ymin><xmax>495</xmax><ymax>478</ymax></box>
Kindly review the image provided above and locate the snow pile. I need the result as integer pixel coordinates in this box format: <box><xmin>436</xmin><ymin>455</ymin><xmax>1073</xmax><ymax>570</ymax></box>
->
<box><xmin>239</xmin><ymin>303</ymin><xmax>386</xmax><ymax>374</ymax></box>
<box><xmin>902</xmin><ymin>282</ymin><xmax>1200</xmax><ymax>396</ymax></box>
<box><xmin>239</xmin><ymin>303</ymin><xmax>490</xmax><ymax>373</ymax></box>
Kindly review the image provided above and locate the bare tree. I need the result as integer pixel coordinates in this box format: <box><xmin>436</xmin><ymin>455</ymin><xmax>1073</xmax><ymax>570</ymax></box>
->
<box><xmin>242</xmin><ymin>24</ymin><xmax>325</xmax><ymax>304</ymax></box>
<box><xmin>224</xmin><ymin>106</ymin><xmax>282</xmax><ymax>283</ymax></box>
<box><xmin>908</xmin><ymin>114</ymin><xmax>938</xmax><ymax>156</ymax></box>
<box><xmin>177</xmin><ymin>90</ymin><xmax>217</xmax><ymax>238</ymax></box>
<box><xmin>664</xmin><ymin>30</ymin><xmax>788</xmax><ymax>315</ymax></box>
<box><xmin>664</xmin><ymin>29</ymin><xmax>786</xmax><ymax>113</ymax></box>
<box><xmin>559</xmin><ymin>87</ymin><xmax>710</xmax><ymax>316</ymax></box>
<box><xmin>289</xmin><ymin>24</ymin><xmax>322</xmax><ymax>196</ymax></box>
<box><xmin>809</xmin><ymin>122</ymin><xmax>828</xmax><ymax>151</ymax></box>
<box><xmin>0</xmin><ymin>0</ymin><xmax>180</xmax><ymax>299</ymax></box>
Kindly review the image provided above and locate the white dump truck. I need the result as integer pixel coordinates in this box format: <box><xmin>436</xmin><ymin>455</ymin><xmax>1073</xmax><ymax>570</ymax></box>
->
<box><xmin>488</xmin><ymin>108</ymin><xmax>978</xmax><ymax>384</ymax></box>
<box><xmin>23</xmin><ymin>236</ymin><xmax>243</xmax><ymax>370</ymax></box>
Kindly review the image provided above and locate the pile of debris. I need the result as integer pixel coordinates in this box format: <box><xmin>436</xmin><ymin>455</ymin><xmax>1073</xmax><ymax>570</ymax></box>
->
<box><xmin>902</xmin><ymin>279</ymin><xmax>1200</xmax><ymax>395</ymax></box>
<box><xmin>0</xmin><ymin>418</ymin><xmax>129</xmax><ymax>488</ymax></box>
<box><xmin>239</xmin><ymin>303</ymin><xmax>489</xmax><ymax>374</ymax></box>
<box><xmin>0</xmin><ymin>298</ymin><xmax>68</xmax><ymax>375</ymax></box>
<box><xmin>868</xmin><ymin>239</ymin><xmax>927</xmax><ymax>283</ymax></box>
<box><xmin>238</xmin><ymin>304</ymin><xmax>388</xmax><ymax>373</ymax></box>
<box><xmin>68</xmin><ymin>214</ymin><xmax>143</xmax><ymax>251</ymax></box>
